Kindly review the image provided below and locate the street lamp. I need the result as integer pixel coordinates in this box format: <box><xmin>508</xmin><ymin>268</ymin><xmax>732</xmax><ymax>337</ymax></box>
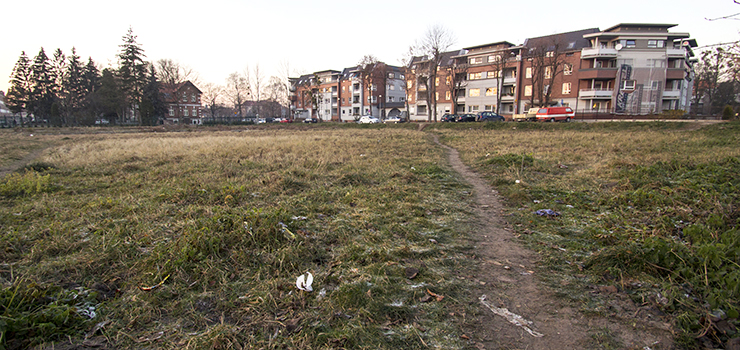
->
<box><xmin>378</xmin><ymin>94</ymin><xmax>382</xmax><ymax>119</ymax></box>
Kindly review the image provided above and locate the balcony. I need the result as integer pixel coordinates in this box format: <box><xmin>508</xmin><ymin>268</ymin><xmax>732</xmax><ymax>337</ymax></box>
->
<box><xmin>663</xmin><ymin>89</ymin><xmax>681</xmax><ymax>99</ymax></box>
<box><xmin>579</xmin><ymin>88</ymin><xmax>614</xmax><ymax>99</ymax></box>
<box><xmin>666</xmin><ymin>48</ymin><xmax>686</xmax><ymax>58</ymax></box>
<box><xmin>581</xmin><ymin>47</ymin><xmax>618</xmax><ymax>59</ymax></box>
<box><xmin>666</xmin><ymin>68</ymin><xmax>686</xmax><ymax>80</ymax></box>
<box><xmin>578</xmin><ymin>68</ymin><xmax>618</xmax><ymax>80</ymax></box>
<box><xmin>503</xmin><ymin>77</ymin><xmax>517</xmax><ymax>85</ymax></box>
<box><xmin>501</xmin><ymin>94</ymin><xmax>515</xmax><ymax>102</ymax></box>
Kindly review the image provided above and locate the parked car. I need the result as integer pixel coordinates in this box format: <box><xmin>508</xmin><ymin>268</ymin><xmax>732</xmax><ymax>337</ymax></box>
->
<box><xmin>512</xmin><ymin>108</ymin><xmax>539</xmax><ymax>122</ymax></box>
<box><xmin>536</xmin><ymin>106</ymin><xmax>575</xmax><ymax>122</ymax></box>
<box><xmin>477</xmin><ymin>111</ymin><xmax>506</xmax><ymax>122</ymax></box>
<box><xmin>384</xmin><ymin>116</ymin><xmax>405</xmax><ymax>124</ymax></box>
<box><xmin>257</xmin><ymin>118</ymin><xmax>267</xmax><ymax>124</ymax></box>
<box><xmin>457</xmin><ymin>114</ymin><xmax>477</xmax><ymax>122</ymax></box>
<box><xmin>279</xmin><ymin>118</ymin><xmax>292</xmax><ymax>123</ymax></box>
<box><xmin>358</xmin><ymin>115</ymin><xmax>381</xmax><ymax>124</ymax></box>
<box><xmin>303</xmin><ymin>118</ymin><xmax>318</xmax><ymax>123</ymax></box>
<box><xmin>441</xmin><ymin>114</ymin><xmax>458</xmax><ymax>122</ymax></box>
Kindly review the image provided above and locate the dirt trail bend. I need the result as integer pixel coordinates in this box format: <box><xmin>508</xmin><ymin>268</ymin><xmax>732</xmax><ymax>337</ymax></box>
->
<box><xmin>433</xmin><ymin>134</ymin><xmax>673</xmax><ymax>350</ymax></box>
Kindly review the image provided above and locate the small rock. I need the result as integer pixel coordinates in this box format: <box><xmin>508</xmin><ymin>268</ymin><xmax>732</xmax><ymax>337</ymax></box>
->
<box><xmin>405</xmin><ymin>267</ymin><xmax>419</xmax><ymax>280</ymax></box>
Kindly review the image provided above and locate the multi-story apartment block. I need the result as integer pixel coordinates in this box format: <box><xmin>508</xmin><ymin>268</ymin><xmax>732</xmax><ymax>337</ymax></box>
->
<box><xmin>291</xmin><ymin>63</ymin><xmax>406</xmax><ymax>122</ymax></box>
<box><xmin>577</xmin><ymin>23</ymin><xmax>696</xmax><ymax>114</ymax></box>
<box><xmin>162</xmin><ymin>81</ymin><xmax>202</xmax><ymax>125</ymax></box>
<box><xmin>406</xmin><ymin>50</ymin><xmax>460</xmax><ymax>121</ymax></box>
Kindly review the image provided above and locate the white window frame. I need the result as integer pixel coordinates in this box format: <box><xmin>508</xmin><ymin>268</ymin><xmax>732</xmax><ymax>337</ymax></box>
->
<box><xmin>562</xmin><ymin>82</ymin><xmax>571</xmax><ymax>94</ymax></box>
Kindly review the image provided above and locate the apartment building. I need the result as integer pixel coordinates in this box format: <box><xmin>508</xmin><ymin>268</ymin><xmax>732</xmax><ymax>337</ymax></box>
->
<box><xmin>405</xmin><ymin>50</ymin><xmax>460</xmax><ymax>121</ymax></box>
<box><xmin>291</xmin><ymin>63</ymin><xmax>406</xmax><ymax>122</ymax></box>
<box><xmin>577</xmin><ymin>23</ymin><xmax>697</xmax><ymax>114</ymax></box>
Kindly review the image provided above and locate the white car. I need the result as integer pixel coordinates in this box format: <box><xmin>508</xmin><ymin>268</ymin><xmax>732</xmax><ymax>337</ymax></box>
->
<box><xmin>358</xmin><ymin>115</ymin><xmax>380</xmax><ymax>124</ymax></box>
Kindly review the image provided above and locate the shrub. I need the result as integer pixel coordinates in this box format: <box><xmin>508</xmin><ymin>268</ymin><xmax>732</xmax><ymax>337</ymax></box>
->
<box><xmin>0</xmin><ymin>170</ymin><xmax>52</xmax><ymax>197</ymax></box>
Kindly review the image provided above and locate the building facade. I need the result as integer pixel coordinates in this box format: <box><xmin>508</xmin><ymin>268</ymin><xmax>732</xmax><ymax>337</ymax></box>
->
<box><xmin>162</xmin><ymin>81</ymin><xmax>202</xmax><ymax>125</ymax></box>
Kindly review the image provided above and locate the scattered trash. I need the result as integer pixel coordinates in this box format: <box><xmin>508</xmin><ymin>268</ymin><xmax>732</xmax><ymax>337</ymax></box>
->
<box><xmin>479</xmin><ymin>295</ymin><xmax>543</xmax><ymax>338</ymax></box>
<box><xmin>279</xmin><ymin>222</ymin><xmax>296</xmax><ymax>239</ymax></box>
<box><xmin>411</xmin><ymin>166</ymin><xmax>416</xmax><ymax>171</ymax></box>
<box><xmin>515</xmin><ymin>180</ymin><xmax>521</xmax><ymax>184</ymax></box>
<box><xmin>139</xmin><ymin>274</ymin><xmax>170</xmax><ymax>291</ymax></box>
<box><xmin>429</xmin><ymin>238</ymin><xmax>438</xmax><ymax>244</ymax></box>
<box><xmin>566</xmin><ymin>205</ymin><xmax>574</xmax><ymax>208</ymax></box>
<box><xmin>291</xmin><ymin>216</ymin><xmax>308</xmax><ymax>221</ymax></box>
<box><xmin>296</xmin><ymin>272</ymin><xmax>313</xmax><ymax>292</ymax></box>
<box><xmin>533</xmin><ymin>200</ymin><xmax>541</xmax><ymax>203</ymax></box>
<box><xmin>535</xmin><ymin>209</ymin><xmax>560</xmax><ymax>217</ymax></box>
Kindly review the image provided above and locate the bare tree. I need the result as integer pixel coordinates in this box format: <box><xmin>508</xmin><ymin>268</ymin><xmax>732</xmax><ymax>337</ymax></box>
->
<box><xmin>525</xmin><ymin>39</ymin><xmax>568</xmax><ymax>107</ymax></box>
<box><xmin>225</xmin><ymin>72</ymin><xmax>249</xmax><ymax>119</ymax></box>
<box><xmin>251</xmin><ymin>64</ymin><xmax>265</xmax><ymax>117</ymax></box>
<box><xmin>358</xmin><ymin>54</ymin><xmax>388</xmax><ymax>117</ymax></box>
<box><xmin>447</xmin><ymin>57</ymin><xmax>468</xmax><ymax>115</ymax></box>
<box><xmin>413</xmin><ymin>25</ymin><xmax>455</xmax><ymax>122</ymax></box>
<box><xmin>399</xmin><ymin>48</ymin><xmax>416</xmax><ymax>119</ymax></box>
<box><xmin>200</xmin><ymin>82</ymin><xmax>223</xmax><ymax>120</ymax></box>
<box><xmin>156</xmin><ymin>58</ymin><xmax>199</xmax><ymax>87</ymax></box>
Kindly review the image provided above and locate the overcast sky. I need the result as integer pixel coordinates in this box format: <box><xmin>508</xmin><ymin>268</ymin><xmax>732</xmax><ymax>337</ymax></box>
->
<box><xmin>2</xmin><ymin>0</ymin><xmax>740</xmax><ymax>94</ymax></box>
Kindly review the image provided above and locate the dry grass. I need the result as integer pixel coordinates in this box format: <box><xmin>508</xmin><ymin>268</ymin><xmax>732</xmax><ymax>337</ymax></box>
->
<box><xmin>0</xmin><ymin>126</ymin><xmax>479</xmax><ymax>349</ymax></box>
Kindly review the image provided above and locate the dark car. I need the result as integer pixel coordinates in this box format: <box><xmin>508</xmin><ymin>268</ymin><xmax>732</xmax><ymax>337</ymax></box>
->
<box><xmin>303</xmin><ymin>118</ymin><xmax>318</xmax><ymax>123</ymax></box>
<box><xmin>457</xmin><ymin>114</ymin><xmax>477</xmax><ymax>122</ymax></box>
<box><xmin>477</xmin><ymin>111</ymin><xmax>506</xmax><ymax>122</ymax></box>
<box><xmin>441</xmin><ymin>114</ymin><xmax>458</xmax><ymax>122</ymax></box>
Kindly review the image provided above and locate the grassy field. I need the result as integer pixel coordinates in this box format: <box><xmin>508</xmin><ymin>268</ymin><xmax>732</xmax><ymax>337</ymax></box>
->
<box><xmin>0</xmin><ymin>121</ymin><xmax>738</xmax><ymax>349</ymax></box>
<box><xmin>0</xmin><ymin>126</ymin><xmax>483</xmax><ymax>349</ymax></box>
<box><xmin>432</xmin><ymin>121</ymin><xmax>740</xmax><ymax>348</ymax></box>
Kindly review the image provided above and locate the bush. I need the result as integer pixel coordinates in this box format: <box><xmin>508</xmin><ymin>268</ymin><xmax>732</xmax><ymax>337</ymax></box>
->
<box><xmin>722</xmin><ymin>105</ymin><xmax>735</xmax><ymax>120</ymax></box>
<box><xmin>0</xmin><ymin>170</ymin><xmax>52</xmax><ymax>197</ymax></box>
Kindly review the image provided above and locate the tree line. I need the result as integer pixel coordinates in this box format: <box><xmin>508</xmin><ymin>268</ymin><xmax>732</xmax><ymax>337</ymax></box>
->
<box><xmin>6</xmin><ymin>28</ymin><xmax>170</xmax><ymax>126</ymax></box>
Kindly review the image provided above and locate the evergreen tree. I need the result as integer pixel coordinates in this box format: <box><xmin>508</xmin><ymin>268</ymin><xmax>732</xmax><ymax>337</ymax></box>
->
<box><xmin>29</xmin><ymin>47</ymin><xmax>57</xmax><ymax>125</ymax></box>
<box><xmin>117</xmin><ymin>27</ymin><xmax>147</xmax><ymax>125</ymax></box>
<box><xmin>62</xmin><ymin>48</ymin><xmax>84</xmax><ymax>126</ymax></box>
<box><xmin>98</xmin><ymin>68</ymin><xmax>124</xmax><ymax>124</ymax></box>
<box><xmin>140</xmin><ymin>64</ymin><xmax>166</xmax><ymax>126</ymax></box>
<box><xmin>80</xmin><ymin>57</ymin><xmax>101</xmax><ymax>125</ymax></box>
<box><xmin>6</xmin><ymin>51</ymin><xmax>32</xmax><ymax>118</ymax></box>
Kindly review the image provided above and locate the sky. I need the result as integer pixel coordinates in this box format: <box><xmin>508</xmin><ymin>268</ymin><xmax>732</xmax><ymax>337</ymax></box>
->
<box><xmin>2</xmin><ymin>0</ymin><xmax>740</xmax><ymax>94</ymax></box>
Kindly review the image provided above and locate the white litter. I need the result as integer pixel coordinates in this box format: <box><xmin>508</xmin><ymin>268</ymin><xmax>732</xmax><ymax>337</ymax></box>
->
<box><xmin>479</xmin><ymin>295</ymin><xmax>543</xmax><ymax>338</ymax></box>
<box><xmin>296</xmin><ymin>272</ymin><xmax>314</xmax><ymax>292</ymax></box>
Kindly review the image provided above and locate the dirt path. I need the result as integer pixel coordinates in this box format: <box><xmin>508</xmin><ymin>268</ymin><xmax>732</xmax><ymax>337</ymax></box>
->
<box><xmin>433</xmin><ymin>134</ymin><xmax>674</xmax><ymax>349</ymax></box>
<box><xmin>0</xmin><ymin>147</ymin><xmax>49</xmax><ymax>178</ymax></box>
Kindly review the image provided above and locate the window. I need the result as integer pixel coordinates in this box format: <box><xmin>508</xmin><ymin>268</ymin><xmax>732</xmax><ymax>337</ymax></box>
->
<box><xmin>651</xmin><ymin>81</ymin><xmax>661</xmax><ymax>90</ymax></box>
<box><xmin>622</xmin><ymin>80</ymin><xmax>636</xmax><ymax>90</ymax></box>
<box><xmin>468</xmin><ymin>105</ymin><xmax>479</xmax><ymax>112</ymax></box>
<box><xmin>400</xmin><ymin>97</ymin><xmax>405</xmax><ymax>102</ymax></box>
<box><xmin>562</xmin><ymin>82</ymin><xmax>571</xmax><ymax>94</ymax></box>
<box><xmin>435</xmin><ymin>92</ymin><xmax>439</xmax><ymax>101</ymax></box>
<box><xmin>648</xmin><ymin>40</ymin><xmax>664</xmax><ymax>48</ymax></box>
<box><xmin>488</xmin><ymin>71</ymin><xmax>499</xmax><ymax>79</ymax></box>
<box><xmin>182</xmin><ymin>94</ymin><xmax>187</xmax><ymax>102</ymax></box>
<box><xmin>525</xmin><ymin>67</ymin><xmax>532</xmax><ymax>79</ymax></box>
<box><xmin>524</xmin><ymin>85</ymin><xmax>532</xmax><ymax>96</ymax></box>
<box><xmin>388</xmin><ymin>96</ymin><xmax>394</xmax><ymax>102</ymax></box>
<box><xmin>407</xmin><ymin>80</ymin><xmax>413</xmax><ymax>89</ymax></box>
<box><xmin>184</xmin><ymin>108</ymin><xmax>189</xmax><ymax>117</ymax></box>
<box><xmin>469</xmin><ymin>57</ymin><xmax>484</xmax><ymax>64</ymax></box>
<box><xmin>469</xmin><ymin>72</ymin><xmax>482</xmax><ymax>80</ymax></box>
<box><xmin>545</xmin><ymin>51</ymin><xmax>554</xmax><ymax>58</ymax></box>
<box><xmin>564</xmin><ymin>63</ymin><xmax>573</xmax><ymax>75</ymax></box>
<box><xmin>445</xmin><ymin>91</ymin><xmax>451</xmax><ymax>100</ymax></box>
<box><xmin>486</xmin><ymin>87</ymin><xmax>495</xmax><ymax>96</ymax></box>
<box><xmin>400</xmin><ymin>74</ymin><xmax>405</xmax><ymax>79</ymax></box>
<box><xmin>646</xmin><ymin>59</ymin><xmax>665</xmax><ymax>67</ymax></box>
<box><xmin>389</xmin><ymin>85</ymin><xmax>395</xmax><ymax>90</ymax></box>
<box><xmin>169</xmin><ymin>106</ymin><xmax>174</xmax><ymax>116</ymax></box>
<box><xmin>190</xmin><ymin>94</ymin><xmax>196</xmax><ymax>103</ymax></box>
<box><xmin>418</xmin><ymin>105</ymin><xmax>426</xmax><ymax>114</ymax></box>
<box><xmin>446</xmin><ymin>76</ymin><xmax>452</xmax><ymax>85</ymax></box>
<box><xmin>488</xmin><ymin>55</ymin><xmax>501</xmax><ymax>63</ymax></box>
<box><xmin>625</xmin><ymin>40</ymin><xmax>636</xmax><ymax>48</ymax></box>
<box><xmin>485</xmin><ymin>105</ymin><xmax>493</xmax><ymax>111</ymax></box>
<box><xmin>469</xmin><ymin>88</ymin><xmax>480</xmax><ymax>97</ymax></box>
<box><xmin>544</xmin><ymin>66</ymin><xmax>552</xmax><ymax>79</ymax></box>
<box><xmin>388</xmin><ymin>72</ymin><xmax>395</xmax><ymax>78</ymax></box>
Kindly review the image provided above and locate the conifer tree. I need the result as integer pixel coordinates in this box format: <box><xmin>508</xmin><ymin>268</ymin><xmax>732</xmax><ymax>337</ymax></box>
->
<box><xmin>62</xmin><ymin>48</ymin><xmax>84</xmax><ymax>125</ymax></box>
<box><xmin>30</xmin><ymin>47</ymin><xmax>57</xmax><ymax>124</ymax></box>
<box><xmin>140</xmin><ymin>64</ymin><xmax>165</xmax><ymax>126</ymax></box>
<box><xmin>6</xmin><ymin>51</ymin><xmax>32</xmax><ymax>118</ymax></box>
<box><xmin>117</xmin><ymin>27</ymin><xmax>147</xmax><ymax>125</ymax></box>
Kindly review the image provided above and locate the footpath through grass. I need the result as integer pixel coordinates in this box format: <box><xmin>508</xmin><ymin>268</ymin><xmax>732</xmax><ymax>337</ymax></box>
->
<box><xmin>0</xmin><ymin>126</ymin><xmax>481</xmax><ymax>349</ymax></box>
<box><xmin>433</xmin><ymin>121</ymin><xmax>740</xmax><ymax>349</ymax></box>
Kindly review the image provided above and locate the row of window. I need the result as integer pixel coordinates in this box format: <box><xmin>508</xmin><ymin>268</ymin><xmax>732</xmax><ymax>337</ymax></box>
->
<box><xmin>181</xmin><ymin>93</ymin><xmax>198</xmax><ymax>103</ymax></box>
<box><xmin>169</xmin><ymin>106</ymin><xmax>200</xmax><ymax>117</ymax></box>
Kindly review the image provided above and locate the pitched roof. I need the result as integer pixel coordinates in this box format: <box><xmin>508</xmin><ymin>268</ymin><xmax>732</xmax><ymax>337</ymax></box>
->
<box><xmin>523</xmin><ymin>28</ymin><xmax>600</xmax><ymax>51</ymax></box>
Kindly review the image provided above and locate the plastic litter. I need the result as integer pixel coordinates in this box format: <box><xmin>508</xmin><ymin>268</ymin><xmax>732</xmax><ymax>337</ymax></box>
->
<box><xmin>296</xmin><ymin>272</ymin><xmax>313</xmax><ymax>292</ymax></box>
<box><xmin>479</xmin><ymin>295</ymin><xmax>543</xmax><ymax>337</ymax></box>
<box><xmin>535</xmin><ymin>209</ymin><xmax>560</xmax><ymax>217</ymax></box>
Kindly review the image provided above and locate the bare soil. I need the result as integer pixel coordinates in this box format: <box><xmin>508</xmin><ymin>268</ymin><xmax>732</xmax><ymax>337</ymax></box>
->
<box><xmin>434</xmin><ymin>134</ymin><xmax>675</xmax><ymax>350</ymax></box>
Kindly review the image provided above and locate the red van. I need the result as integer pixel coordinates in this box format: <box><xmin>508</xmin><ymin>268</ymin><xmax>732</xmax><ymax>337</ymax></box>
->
<box><xmin>536</xmin><ymin>107</ymin><xmax>575</xmax><ymax>122</ymax></box>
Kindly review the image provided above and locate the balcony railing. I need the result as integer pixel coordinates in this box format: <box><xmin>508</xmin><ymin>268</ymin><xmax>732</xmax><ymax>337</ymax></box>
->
<box><xmin>581</xmin><ymin>47</ymin><xmax>618</xmax><ymax>58</ymax></box>
<box><xmin>578</xmin><ymin>88</ymin><xmax>614</xmax><ymax>99</ymax></box>
<box><xmin>663</xmin><ymin>89</ymin><xmax>681</xmax><ymax>99</ymax></box>
<box><xmin>503</xmin><ymin>77</ymin><xmax>517</xmax><ymax>85</ymax></box>
<box><xmin>666</xmin><ymin>48</ymin><xmax>685</xmax><ymax>57</ymax></box>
